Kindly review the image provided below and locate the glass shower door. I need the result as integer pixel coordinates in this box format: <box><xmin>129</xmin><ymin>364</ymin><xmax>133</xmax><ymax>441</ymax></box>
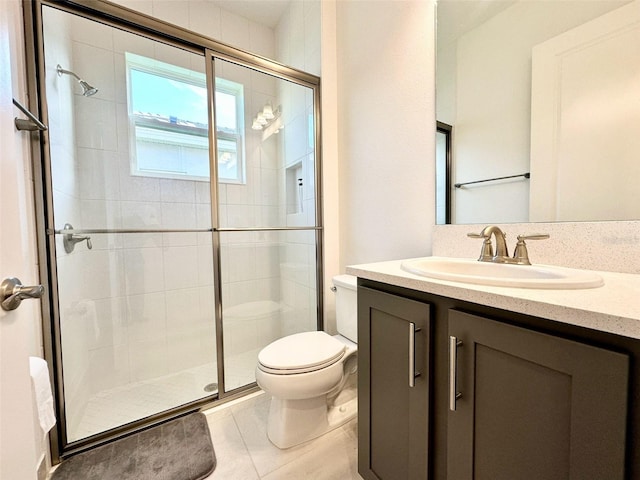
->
<box><xmin>42</xmin><ymin>6</ymin><xmax>217</xmax><ymax>443</ymax></box>
<box><xmin>37</xmin><ymin>2</ymin><xmax>322</xmax><ymax>453</ymax></box>
<box><xmin>213</xmin><ymin>58</ymin><xmax>320</xmax><ymax>391</ymax></box>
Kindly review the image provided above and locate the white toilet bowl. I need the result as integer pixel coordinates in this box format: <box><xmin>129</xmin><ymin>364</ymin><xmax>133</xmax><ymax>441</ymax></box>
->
<box><xmin>256</xmin><ymin>331</ymin><xmax>357</xmax><ymax>448</ymax></box>
<box><xmin>256</xmin><ymin>274</ymin><xmax>358</xmax><ymax>449</ymax></box>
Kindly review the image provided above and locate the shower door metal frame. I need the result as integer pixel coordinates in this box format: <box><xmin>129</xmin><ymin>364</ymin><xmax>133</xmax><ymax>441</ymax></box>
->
<box><xmin>22</xmin><ymin>0</ymin><xmax>323</xmax><ymax>462</ymax></box>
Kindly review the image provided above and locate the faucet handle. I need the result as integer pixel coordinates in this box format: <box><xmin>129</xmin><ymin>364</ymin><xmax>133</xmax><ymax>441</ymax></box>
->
<box><xmin>467</xmin><ymin>232</ymin><xmax>493</xmax><ymax>260</ymax></box>
<box><xmin>513</xmin><ymin>234</ymin><xmax>550</xmax><ymax>265</ymax></box>
<box><xmin>517</xmin><ymin>234</ymin><xmax>550</xmax><ymax>241</ymax></box>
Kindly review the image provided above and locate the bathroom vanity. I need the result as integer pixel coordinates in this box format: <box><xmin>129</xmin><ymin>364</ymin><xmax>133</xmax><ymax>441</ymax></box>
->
<box><xmin>349</xmin><ymin>259</ymin><xmax>640</xmax><ymax>480</ymax></box>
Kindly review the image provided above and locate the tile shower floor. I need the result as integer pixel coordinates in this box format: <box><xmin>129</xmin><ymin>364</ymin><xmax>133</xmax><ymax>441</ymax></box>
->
<box><xmin>71</xmin><ymin>349</ymin><xmax>259</xmax><ymax>441</ymax></box>
<box><xmin>201</xmin><ymin>391</ymin><xmax>363</xmax><ymax>480</ymax></box>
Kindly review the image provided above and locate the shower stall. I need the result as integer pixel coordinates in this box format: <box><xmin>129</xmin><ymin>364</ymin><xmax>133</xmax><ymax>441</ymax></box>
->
<box><xmin>25</xmin><ymin>0</ymin><xmax>322</xmax><ymax>459</ymax></box>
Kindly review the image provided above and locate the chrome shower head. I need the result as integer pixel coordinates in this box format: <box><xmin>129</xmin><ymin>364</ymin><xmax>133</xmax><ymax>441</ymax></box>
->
<box><xmin>56</xmin><ymin>64</ymin><xmax>99</xmax><ymax>97</ymax></box>
<box><xmin>78</xmin><ymin>80</ymin><xmax>98</xmax><ymax>97</ymax></box>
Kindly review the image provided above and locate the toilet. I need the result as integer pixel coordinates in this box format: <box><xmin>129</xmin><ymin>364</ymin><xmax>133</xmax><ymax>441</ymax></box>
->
<box><xmin>255</xmin><ymin>274</ymin><xmax>358</xmax><ymax>449</ymax></box>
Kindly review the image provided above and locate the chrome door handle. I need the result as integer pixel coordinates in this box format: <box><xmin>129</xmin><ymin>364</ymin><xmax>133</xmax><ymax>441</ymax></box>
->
<box><xmin>409</xmin><ymin>323</ymin><xmax>421</xmax><ymax>387</ymax></box>
<box><xmin>13</xmin><ymin>98</ymin><xmax>48</xmax><ymax>132</ymax></box>
<box><xmin>1</xmin><ymin>277</ymin><xmax>45</xmax><ymax>311</ymax></box>
<box><xmin>449</xmin><ymin>335</ymin><xmax>463</xmax><ymax>411</ymax></box>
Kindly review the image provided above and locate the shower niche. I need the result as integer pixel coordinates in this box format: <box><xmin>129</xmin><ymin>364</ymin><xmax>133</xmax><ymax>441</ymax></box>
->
<box><xmin>286</xmin><ymin>162</ymin><xmax>304</xmax><ymax>215</ymax></box>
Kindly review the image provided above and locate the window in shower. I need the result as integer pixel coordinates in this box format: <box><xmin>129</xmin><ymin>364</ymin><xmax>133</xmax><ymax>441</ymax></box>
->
<box><xmin>126</xmin><ymin>53</ymin><xmax>245</xmax><ymax>183</ymax></box>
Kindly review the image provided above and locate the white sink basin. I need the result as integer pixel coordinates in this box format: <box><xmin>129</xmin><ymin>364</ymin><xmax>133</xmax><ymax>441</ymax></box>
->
<box><xmin>400</xmin><ymin>257</ymin><xmax>604</xmax><ymax>289</ymax></box>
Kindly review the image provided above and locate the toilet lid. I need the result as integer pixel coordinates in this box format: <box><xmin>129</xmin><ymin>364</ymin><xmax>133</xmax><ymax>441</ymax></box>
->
<box><xmin>258</xmin><ymin>331</ymin><xmax>345</xmax><ymax>372</ymax></box>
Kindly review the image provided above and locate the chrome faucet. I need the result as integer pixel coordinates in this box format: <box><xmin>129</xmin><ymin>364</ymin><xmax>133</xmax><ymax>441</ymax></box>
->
<box><xmin>468</xmin><ymin>225</ymin><xmax>549</xmax><ymax>265</ymax></box>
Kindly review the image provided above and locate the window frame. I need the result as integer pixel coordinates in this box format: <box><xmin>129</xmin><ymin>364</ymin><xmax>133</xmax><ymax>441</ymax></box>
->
<box><xmin>125</xmin><ymin>52</ymin><xmax>246</xmax><ymax>184</ymax></box>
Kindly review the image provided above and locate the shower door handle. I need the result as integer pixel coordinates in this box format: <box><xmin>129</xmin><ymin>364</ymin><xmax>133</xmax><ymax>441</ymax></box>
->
<box><xmin>12</xmin><ymin>98</ymin><xmax>48</xmax><ymax>131</ymax></box>
<box><xmin>1</xmin><ymin>277</ymin><xmax>45</xmax><ymax>311</ymax></box>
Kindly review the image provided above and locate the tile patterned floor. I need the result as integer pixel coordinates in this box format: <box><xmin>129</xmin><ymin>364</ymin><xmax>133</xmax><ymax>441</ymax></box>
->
<box><xmin>71</xmin><ymin>349</ymin><xmax>260</xmax><ymax>441</ymax></box>
<box><xmin>201</xmin><ymin>392</ymin><xmax>364</xmax><ymax>480</ymax></box>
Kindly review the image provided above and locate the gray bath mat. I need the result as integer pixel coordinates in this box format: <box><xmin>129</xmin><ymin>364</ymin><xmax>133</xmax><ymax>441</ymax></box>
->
<box><xmin>51</xmin><ymin>412</ymin><xmax>216</xmax><ymax>480</ymax></box>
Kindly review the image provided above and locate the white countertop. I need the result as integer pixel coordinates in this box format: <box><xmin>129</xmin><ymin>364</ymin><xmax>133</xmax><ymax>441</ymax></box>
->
<box><xmin>346</xmin><ymin>258</ymin><xmax>640</xmax><ymax>340</ymax></box>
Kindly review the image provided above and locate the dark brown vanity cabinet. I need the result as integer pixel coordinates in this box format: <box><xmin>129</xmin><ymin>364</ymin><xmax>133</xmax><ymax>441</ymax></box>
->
<box><xmin>448</xmin><ymin>310</ymin><xmax>629</xmax><ymax>480</ymax></box>
<box><xmin>357</xmin><ymin>286</ymin><xmax>431</xmax><ymax>480</ymax></box>
<box><xmin>357</xmin><ymin>280</ymin><xmax>634</xmax><ymax>480</ymax></box>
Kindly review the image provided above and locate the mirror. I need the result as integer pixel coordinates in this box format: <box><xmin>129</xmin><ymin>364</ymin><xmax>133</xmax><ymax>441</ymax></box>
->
<box><xmin>436</xmin><ymin>0</ymin><xmax>640</xmax><ymax>224</ymax></box>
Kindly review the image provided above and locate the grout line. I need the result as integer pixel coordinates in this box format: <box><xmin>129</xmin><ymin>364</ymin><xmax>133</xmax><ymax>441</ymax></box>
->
<box><xmin>230</xmin><ymin>408</ymin><xmax>263</xmax><ymax>479</ymax></box>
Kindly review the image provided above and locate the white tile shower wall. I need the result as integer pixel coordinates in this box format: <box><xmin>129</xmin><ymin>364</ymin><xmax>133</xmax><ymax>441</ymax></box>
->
<box><xmin>274</xmin><ymin>3</ymin><xmax>320</xmax><ymax>335</ymax></box>
<box><xmin>432</xmin><ymin>221</ymin><xmax>640</xmax><ymax>274</ymax></box>
<box><xmin>49</xmin><ymin>1</ymin><xmax>286</xmax><ymax>437</ymax></box>
<box><xmin>218</xmin><ymin>56</ymin><xmax>282</xmax><ymax>323</ymax></box>
<box><xmin>277</xmin><ymin>0</ymin><xmax>321</xmax><ymax>76</ymax></box>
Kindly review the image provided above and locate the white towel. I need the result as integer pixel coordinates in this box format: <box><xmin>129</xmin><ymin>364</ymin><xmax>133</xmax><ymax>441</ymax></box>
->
<box><xmin>29</xmin><ymin>357</ymin><xmax>56</xmax><ymax>434</ymax></box>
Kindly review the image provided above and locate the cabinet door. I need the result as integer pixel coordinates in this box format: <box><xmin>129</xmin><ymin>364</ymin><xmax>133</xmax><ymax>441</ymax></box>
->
<box><xmin>448</xmin><ymin>310</ymin><xmax>629</xmax><ymax>480</ymax></box>
<box><xmin>358</xmin><ymin>287</ymin><xmax>431</xmax><ymax>480</ymax></box>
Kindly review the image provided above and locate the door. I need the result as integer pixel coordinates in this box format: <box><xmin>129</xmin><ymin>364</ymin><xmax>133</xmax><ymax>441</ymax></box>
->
<box><xmin>358</xmin><ymin>287</ymin><xmax>431</xmax><ymax>480</ymax></box>
<box><xmin>213</xmin><ymin>56</ymin><xmax>320</xmax><ymax>392</ymax></box>
<box><xmin>39</xmin><ymin>6</ymin><xmax>220</xmax><ymax>445</ymax></box>
<box><xmin>0</xmin><ymin>0</ymin><xmax>40</xmax><ymax>478</ymax></box>
<box><xmin>529</xmin><ymin>0</ymin><xmax>640</xmax><ymax>221</ymax></box>
<box><xmin>448</xmin><ymin>310</ymin><xmax>629</xmax><ymax>480</ymax></box>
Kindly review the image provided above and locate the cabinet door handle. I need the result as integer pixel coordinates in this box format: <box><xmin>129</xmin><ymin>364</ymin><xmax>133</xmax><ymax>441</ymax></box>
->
<box><xmin>449</xmin><ymin>335</ymin><xmax>463</xmax><ymax>411</ymax></box>
<box><xmin>409</xmin><ymin>322</ymin><xmax>416</xmax><ymax>387</ymax></box>
<box><xmin>409</xmin><ymin>323</ymin><xmax>422</xmax><ymax>387</ymax></box>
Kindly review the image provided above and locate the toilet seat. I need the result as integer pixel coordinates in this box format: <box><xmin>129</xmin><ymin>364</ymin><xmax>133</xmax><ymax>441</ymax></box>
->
<box><xmin>258</xmin><ymin>331</ymin><xmax>346</xmax><ymax>375</ymax></box>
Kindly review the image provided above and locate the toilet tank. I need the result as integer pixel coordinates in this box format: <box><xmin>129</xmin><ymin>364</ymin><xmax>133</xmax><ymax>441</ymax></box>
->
<box><xmin>332</xmin><ymin>274</ymin><xmax>358</xmax><ymax>343</ymax></box>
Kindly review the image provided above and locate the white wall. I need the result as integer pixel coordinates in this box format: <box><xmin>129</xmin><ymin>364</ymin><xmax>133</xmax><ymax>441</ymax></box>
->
<box><xmin>114</xmin><ymin>0</ymin><xmax>276</xmax><ymax>58</ymax></box>
<box><xmin>276</xmin><ymin>0</ymin><xmax>321</xmax><ymax>76</ymax></box>
<box><xmin>335</xmin><ymin>0</ymin><xmax>435</xmax><ymax>268</ymax></box>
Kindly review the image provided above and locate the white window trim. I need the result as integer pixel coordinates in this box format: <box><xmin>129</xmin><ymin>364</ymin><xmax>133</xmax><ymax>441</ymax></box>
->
<box><xmin>125</xmin><ymin>52</ymin><xmax>246</xmax><ymax>184</ymax></box>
